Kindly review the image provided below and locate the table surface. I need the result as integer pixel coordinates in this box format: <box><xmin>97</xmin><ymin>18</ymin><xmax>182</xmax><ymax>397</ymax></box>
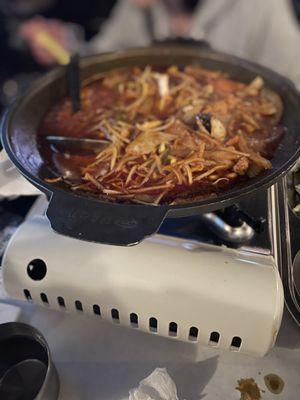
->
<box><xmin>0</xmin><ymin>282</ymin><xmax>299</xmax><ymax>400</ymax></box>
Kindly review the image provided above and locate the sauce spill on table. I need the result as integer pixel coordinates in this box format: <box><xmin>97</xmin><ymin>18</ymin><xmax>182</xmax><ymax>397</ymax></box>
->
<box><xmin>236</xmin><ymin>378</ymin><xmax>261</xmax><ymax>400</ymax></box>
<box><xmin>264</xmin><ymin>373</ymin><xmax>285</xmax><ymax>394</ymax></box>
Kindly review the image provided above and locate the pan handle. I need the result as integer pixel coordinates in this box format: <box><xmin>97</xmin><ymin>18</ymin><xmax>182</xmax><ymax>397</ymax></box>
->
<box><xmin>46</xmin><ymin>192</ymin><xmax>168</xmax><ymax>246</ymax></box>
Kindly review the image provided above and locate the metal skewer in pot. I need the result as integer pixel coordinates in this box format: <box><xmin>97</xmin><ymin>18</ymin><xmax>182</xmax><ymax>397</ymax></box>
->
<box><xmin>46</xmin><ymin>136</ymin><xmax>110</xmax><ymax>154</ymax></box>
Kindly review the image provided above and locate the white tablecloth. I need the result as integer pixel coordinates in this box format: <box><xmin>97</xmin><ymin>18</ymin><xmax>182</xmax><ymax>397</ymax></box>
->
<box><xmin>0</xmin><ymin>284</ymin><xmax>299</xmax><ymax>400</ymax></box>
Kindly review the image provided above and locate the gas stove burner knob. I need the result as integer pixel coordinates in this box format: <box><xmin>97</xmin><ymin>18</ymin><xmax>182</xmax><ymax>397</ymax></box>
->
<box><xmin>231</xmin><ymin>205</ymin><xmax>266</xmax><ymax>234</ymax></box>
<box><xmin>27</xmin><ymin>259</ymin><xmax>47</xmax><ymax>281</ymax></box>
<box><xmin>241</xmin><ymin>214</ymin><xmax>266</xmax><ymax>234</ymax></box>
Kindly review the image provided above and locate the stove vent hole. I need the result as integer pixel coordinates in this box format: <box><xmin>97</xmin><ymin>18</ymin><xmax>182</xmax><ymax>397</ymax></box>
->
<box><xmin>111</xmin><ymin>308</ymin><xmax>120</xmax><ymax>323</ymax></box>
<box><xmin>23</xmin><ymin>289</ymin><xmax>32</xmax><ymax>301</ymax></box>
<box><xmin>209</xmin><ymin>331</ymin><xmax>220</xmax><ymax>346</ymax></box>
<box><xmin>75</xmin><ymin>300</ymin><xmax>83</xmax><ymax>312</ymax></box>
<box><xmin>188</xmin><ymin>326</ymin><xmax>198</xmax><ymax>341</ymax></box>
<box><xmin>93</xmin><ymin>304</ymin><xmax>101</xmax><ymax>316</ymax></box>
<box><xmin>169</xmin><ymin>322</ymin><xmax>178</xmax><ymax>337</ymax></box>
<box><xmin>230</xmin><ymin>336</ymin><xmax>242</xmax><ymax>350</ymax></box>
<box><xmin>130</xmin><ymin>313</ymin><xmax>139</xmax><ymax>327</ymax></box>
<box><xmin>149</xmin><ymin>317</ymin><xmax>158</xmax><ymax>333</ymax></box>
<box><xmin>40</xmin><ymin>293</ymin><xmax>48</xmax><ymax>304</ymax></box>
<box><xmin>57</xmin><ymin>296</ymin><xmax>66</xmax><ymax>308</ymax></box>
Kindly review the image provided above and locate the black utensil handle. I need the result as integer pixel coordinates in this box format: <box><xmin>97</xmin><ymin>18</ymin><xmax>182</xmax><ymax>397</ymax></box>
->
<box><xmin>153</xmin><ymin>37</ymin><xmax>211</xmax><ymax>49</ymax></box>
<box><xmin>46</xmin><ymin>193</ymin><xmax>168</xmax><ymax>246</ymax></box>
<box><xmin>67</xmin><ymin>53</ymin><xmax>81</xmax><ymax>113</ymax></box>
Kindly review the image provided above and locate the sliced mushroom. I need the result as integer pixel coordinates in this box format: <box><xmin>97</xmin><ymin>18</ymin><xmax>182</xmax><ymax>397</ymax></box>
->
<box><xmin>153</xmin><ymin>73</ymin><xmax>169</xmax><ymax>97</ymax></box>
<box><xmin>211</xmin><ymin>117</ymin><xmax>227</xmax><ymax>141</ymax></box>
<box><xmin>233</xmin><ymin>156</ymin><xmax>249</xmax><ymax>175</ymax></box>
<box><xmin>246</xmin><ymin>76</ymin><xmax>264</xmax><ymax>96</ymax></box>
<box><xmin>126</xmin><ymin>131</ymin><xmax>176</xmax><ymax>155</ymax></box>
<box><xmin>260</xmin><ymin>88</ymin><xmax>284</xmax><ymax>123</ymax></box>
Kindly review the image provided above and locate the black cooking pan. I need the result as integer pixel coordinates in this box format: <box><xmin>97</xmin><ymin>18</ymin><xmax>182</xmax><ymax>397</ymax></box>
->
<box><xmin>1</xmin><ymin>43</ymin><xmax>300</xmax><ymax>245</ymax></box>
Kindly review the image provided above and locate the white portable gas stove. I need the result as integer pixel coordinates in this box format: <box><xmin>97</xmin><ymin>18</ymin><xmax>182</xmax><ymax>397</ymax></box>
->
<box><xmin>1</xmin><ymin>170</ymin><xmax>299</xmax><ymax>360</ymax></box>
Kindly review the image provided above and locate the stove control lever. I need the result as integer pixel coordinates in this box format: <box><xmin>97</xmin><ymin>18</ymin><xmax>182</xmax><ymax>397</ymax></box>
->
<box><xmin>199</xmin><ymin>212</ymin><xmax>255</xmax><ymax>244</ymax></box>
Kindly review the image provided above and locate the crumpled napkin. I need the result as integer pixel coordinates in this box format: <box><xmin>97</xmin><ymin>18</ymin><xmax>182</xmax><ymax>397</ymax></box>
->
<box><xmin>0</xmin><ymin>150</ymin><xmax>41</xmax><ymax>197</ymax></box>
<box><xmin>129</xmin><ymin>368</ymin><xmax>179</xmax><ymax>400</ymax></box>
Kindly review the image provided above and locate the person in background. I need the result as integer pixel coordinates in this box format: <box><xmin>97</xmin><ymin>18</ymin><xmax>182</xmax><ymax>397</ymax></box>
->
<box><xmin>19</xmin><ymin>0</ymin><xmax>300</xmax><ymax>88</ymax></box>
<box><xmin>0</xmin><ymin>0</ymin><xmax>116</xmax><ymax>107</ymax></box>
<box><xmin>293</xmin><ymin>0</ymin><xmax>300</xmax><ymax>19</ymax></box>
